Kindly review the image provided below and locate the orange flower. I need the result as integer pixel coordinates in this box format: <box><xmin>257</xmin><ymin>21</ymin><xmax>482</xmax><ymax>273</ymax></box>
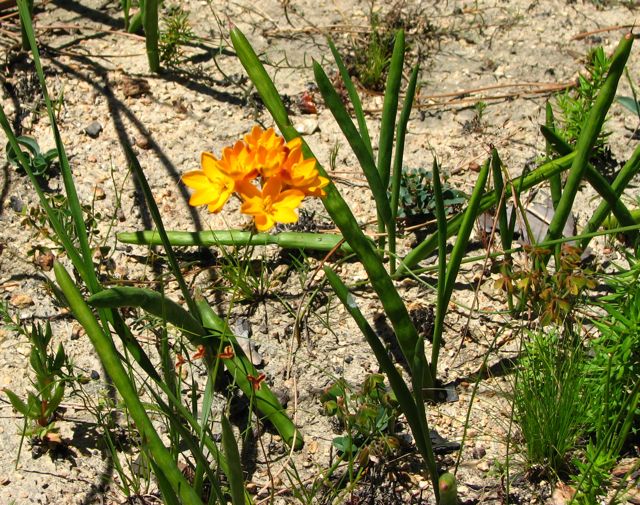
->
<box><xmin>280</xmin><ymin>145</ymin><xmax>329</xmax><ymax>197</ymax></box>
<box><xmin>192</xmin><ymin>345</ymin><xmax>206</xmax><ymax>360</ymax></box>
<box><xmin>245</xmin><ymin>126</ymin><xmax>295</xmax><ymax>178</ymax></box>
<box><xmin>247</xmin><ymin>372</ymin><xmax>266</xmax><ymax>391</ymax></box>
<box><xmin>216</xmin><ymin>345</ymin><xmax>235</xmax><ymax>360</ymax></box>
<box><xmin>184</xmin><ymin>126</ymin><xmax>325</xmax><ymax>222</ymax></box>
<box><xmin>175</xmin><ymin>353</ymin><xmax>186</xmax><ymax>369</ymax></box>
<box><xmin>244</xmin><ymin>126</ymin><xmax>284</xmax><ymax>153</ymax></box>
<box><xmin>237</xmin><ymin>177</ymin><xmax>305</xmax><ymax>231</ymax></box>
<box><xmin>182</xmin><ymin>152</ymin><xmax>235</xmax><ymax>213</ymax></box>
<box><xmin>216</xmin><ymin>140</ymin><xmax>258</xmax><ymax>182</ymax></box>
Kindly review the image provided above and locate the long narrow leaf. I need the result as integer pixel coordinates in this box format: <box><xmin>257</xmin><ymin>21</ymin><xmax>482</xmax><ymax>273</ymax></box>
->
<box><xmin>196</xmin><ymin>298</ymin><xmax>304</xmax><ymax>450</ymax></box>
<box><xmin>313</xmin><ymin>62</ymin><xmax>393</xmax><ymax>231</ymax></box>
<box><xmin>389</xmin><ymin>63</ymin><xmax>420</xmax><ymax>273</ymax></box>
<box><xmin>328</xmin><ymin>39</ymin><xmax>373</xmax><ymax>155</ymax></box>
<box><xmin>88</xmin><ymin>287</ymin><xmax>205</xmax><ymax>338</ymax></box>
<box><xmin>432</xmin><ymin>160</ymin><xmax>489</xmax><ymax>376</ymax></box>
<box><xmin>378</xmin><ymin>30</ymin><xmax>404</xmax><ymax>190</ymax></box>
<box><xmin>546</xmin><ymin>102</ymin><xmax>562</xmax><ymax>208</ymax></box>
<box><xmin>123</xmin><ymin>142</ymin><xmax>199</xmax><ymax>317</ymax></box>
<box><xmin>117</xmin><ymin>230</ymin><xmax>357</xmax><ymax>253</ymax></box>
<box><xmin>323</xmin><ymin>266</ymin><xmax>439</xmax><ymax>495</ymax></box>
<box><xmin>540</xmin><ymin>125</ymin><xmax>637</xmax><ymax>236</ymax></box>
<box><xmin>582</xmin><ymin>143</ymin><xmax>640</xmax><ymax>248</ymax></box>
<box><xmin>431</xmin><ymin>159</ymin><xmax>449</xmax><ymax>382</ymax></box>
<box><xmin>16</xmin><ymin>0</ymin><xmax>98</xmax><ymax>291</ymax></box>
<box><xmin>396</xmin><ymin>152</ymin><xmax>577</xmax><ymax>275</ymax></box>
<box><xmin>221</xmin><ymin>415</ymin><xmax>247</xmax><ymax>505</ymax></box>
<box><xmin>230</xmin><ymin>27</ymin><xmax>434</xmax><ymax>389</ymax></box>
<box><xmin>544</xmin><ymin>33</ymin><xmax>633</xmax><ymax>250</ymax></box>
<box><xmin>143</xmin><ymin>0</ymin><xmax>160</xmax><ymax>72</ymax></box>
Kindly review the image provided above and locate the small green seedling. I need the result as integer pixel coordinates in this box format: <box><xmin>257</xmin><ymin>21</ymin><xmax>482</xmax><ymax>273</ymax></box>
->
<box><xmin>321</xmin><ymin>373</ymin><xmax>400</xmax><ymax>465</ymax></box>
<box><xmin>556</xmin><ymin>46</ymin><xmax>612</xmax><ymax>158</ymax></box>
<box><xmin>5</xmin><ymin>136</ymin><xmax>58</xmax><ymax>178</ymax></box>
<box><xmin>159</xmin><ymin>5</ymin><xmax>196</xmax><ymax>67</ymax></box>
<box><xmin>2</xmin><ymin>319</ymin><xmax>69</xmax><ymax>448</ymax></box>
<box><xmin>495</xmin><ymin>244</ymin><xmax>595</xmax><ymax>324</ymax></box>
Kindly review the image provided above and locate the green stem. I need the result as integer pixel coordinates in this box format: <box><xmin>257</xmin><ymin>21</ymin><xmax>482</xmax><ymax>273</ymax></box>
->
<box><xmin>231</xmin><ymin>27</ymin><xmax>435</xmax><ymax>390</ymax></box>
<box><xmin>143</xmin><ymin>0</ymin><xmax>160</xmax><ymax>72</ymax></box>
<box><xmin>117</xmin><ymin>230</ymin><xmax>357</xmax><ymax>253</ymax></box>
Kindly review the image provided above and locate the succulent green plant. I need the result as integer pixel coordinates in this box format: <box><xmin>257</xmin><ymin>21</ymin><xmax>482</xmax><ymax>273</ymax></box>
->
<box><xmin>5</xmin><ymin>136</ymin><xmax>58</xmax><ymax>178</ymax></box>
<box><xmin>396</xmin><ymin>167</ymin><xmax>467</xmax><ymax>227</ymax></box>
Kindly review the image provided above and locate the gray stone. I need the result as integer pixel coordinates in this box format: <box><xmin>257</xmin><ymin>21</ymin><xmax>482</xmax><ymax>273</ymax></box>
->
<box><xmin>84</xmin><ymin>121</ymin><xmax>103</xmax><ymax>138</ymax></box>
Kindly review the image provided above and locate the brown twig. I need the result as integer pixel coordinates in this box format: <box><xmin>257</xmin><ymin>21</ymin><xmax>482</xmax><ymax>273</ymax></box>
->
<box><xmin>263</xmin><ymin>24</ymin><xmax>372</xmax><ymax>38</ymax></box>
<box><xmin>571</xmin><ymin>24</ymin><xmax>634</xmax><ymax>41</ymax></box>
<box><xmin>361</xmin><ymin>81</ymin><xmax>575</xmax><ymax>113</ymax></box>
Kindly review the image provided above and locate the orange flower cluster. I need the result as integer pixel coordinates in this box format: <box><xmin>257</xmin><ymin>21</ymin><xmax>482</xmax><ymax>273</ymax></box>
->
<box><xmin>182</xmin><ymin>126</ymin><xmax>329</xmax><ymax>231</ymax></box>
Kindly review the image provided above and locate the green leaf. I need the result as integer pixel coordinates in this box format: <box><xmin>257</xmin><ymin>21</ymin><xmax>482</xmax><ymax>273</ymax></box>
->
<box><xmin>615</xmin><ymin>95</ymin><xmax>640</xmax><ymax>115</ymax></box>
<box><xmin>221</xmin><ymin>415</ymin><xmax>247</xmax><ymax>505</ymax></box>
<box><xmin>3</xmin><ymin>388</ymin><xmax>30</xmax><ymax>417</ymax></box>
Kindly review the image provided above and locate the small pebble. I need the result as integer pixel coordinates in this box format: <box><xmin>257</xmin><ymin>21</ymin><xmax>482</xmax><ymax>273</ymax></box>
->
<box><xmin>71</xmin><ymin>324</ymin><xmax>85</xmax><ymax>340</ymax></box>
<box><xmin>93</xmin><ymin>186</ymin><xmax>106</xmax><ymax>200</ymax></box>
<box><xmin>472</xmin><ymin>444</ymin><xmax>486</xmax><ymax>459</ymax></box>
<box><xmin>476</xmin><ymin>460</ymin><xmax>490</xmax><ymax>472</ymax></box>
<box><xmin>10</xmin><ymin>293</ymin><xmax>33</xmax><ymax>308</ymax></box>
<box><xmin>9</xmin><ymin>196</ymin><xmax>23</xmax><ymax>213</ymax></box>
<box><xmin>135</xmin><ymin>135</ymin><xmax>152</xmax><ymax>150</ymax></box>
<box><xmin>84</xmin><ymin>121</ymin><xmax>103</xmax><ymax>138</ymax></box>
<box><xmin>34</xmin><ymin>250</ymin><xmax>55</xmax><ymax>271</ymax></box>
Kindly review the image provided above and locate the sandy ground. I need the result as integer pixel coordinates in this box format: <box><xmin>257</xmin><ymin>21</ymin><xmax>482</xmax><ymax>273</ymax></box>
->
<box><xmin>1</xmin><ymin>0</ymin><xmax>640</xmax><ymax>503</ymax></box>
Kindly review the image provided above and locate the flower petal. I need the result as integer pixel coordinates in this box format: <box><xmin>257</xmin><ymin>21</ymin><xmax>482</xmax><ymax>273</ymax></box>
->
<box><xmin>182</xmin><ymin>170</ymin><xmax>210</xmax><ymax>190</ymax></box>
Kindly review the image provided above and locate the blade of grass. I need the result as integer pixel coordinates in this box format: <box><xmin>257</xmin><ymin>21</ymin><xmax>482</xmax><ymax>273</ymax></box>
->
<box><xmin>389</xmin><ymin>63</ymin><xmax>420</xmax><ymax>274</ymax></box>
<box><xmin>221</xmin><ymin>415</ymin><xmax>247</xmax><ymax>505</ymax></box>
<box><xmin>546</xmin><ymin>102</ymin><xmax>562</xmax><ymax>209</ymax></box>
<box><xmin>431</xmin><ymin>159</ymin><xmax>489</xmax><ymax>376</ymax></box>
<box><xmin>543</xmin><ymin>33</ymin><xmax>633</xmax><ymax>253</ymax></box>
<box><xmin>328</xmin><ymin>38</ymin><xmax>373</xmax><ymax>155</ymax></box>
<box><xmin>231</xmin><ymin>27</ymin><xmax>435</xmax><ymax>389</ymax></box>
<box><xmin>54</xmin><ymin>261</ymin><xmax>203</xmax><ymax>505</ymax></box>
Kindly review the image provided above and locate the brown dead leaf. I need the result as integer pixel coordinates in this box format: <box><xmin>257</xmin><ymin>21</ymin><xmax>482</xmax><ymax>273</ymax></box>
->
<box><xmin>551</xmin><ymin>482</ymin><xmax>575</xmax><ymax>504</ymax></box>
<box><xmin>119</xmin><ymin>75</ymin><xmax>151</xmax><ymax>98</ymax></box>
